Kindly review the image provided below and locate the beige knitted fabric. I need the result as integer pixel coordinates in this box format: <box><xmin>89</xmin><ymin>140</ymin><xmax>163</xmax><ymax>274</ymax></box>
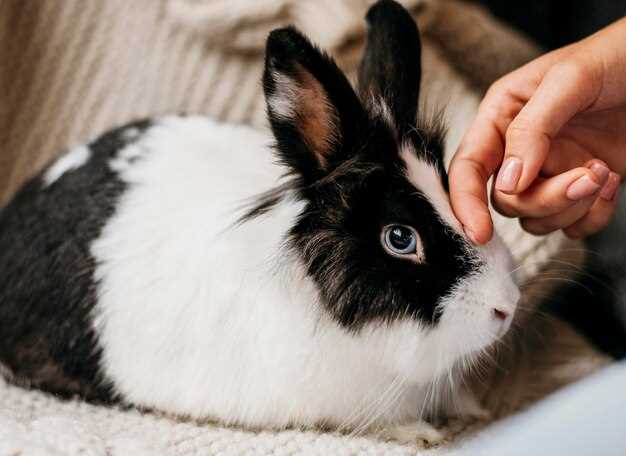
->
<box><xmin>0</xmin><ymin>0</ymin><xmax>533</xmax><ymax>203</ymax></box>
<box><xmin>0</xmin><ymin>0</ymin><xmax>611</xmax><ymax>454</ymax></box>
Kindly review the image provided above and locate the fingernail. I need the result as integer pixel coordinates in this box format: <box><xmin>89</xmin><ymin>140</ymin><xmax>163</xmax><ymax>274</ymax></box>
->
<box><xmin>589</xmin><ymin>162</ymin><xmax>610</xmax><ymax>184</ymax></box>
<box><xmin>600</xmin><ymin>172</ymin><xmax>620</xmax><ymax>201</ymax></box>
<box><xmin>566</xmin><ymin>175</ymin><xmax>601</xmax><ymax>201</ymax></box>
<box><xmin>495</xmin><ymin>158</ymin><xmax>522</xmax><ymax>193</ymax></box>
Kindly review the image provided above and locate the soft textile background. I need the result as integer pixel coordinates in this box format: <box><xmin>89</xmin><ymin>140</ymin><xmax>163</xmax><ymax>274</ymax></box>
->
<box><xmin>0</xmin><ymin>0</ymin><xmax>610</xmax><ymax>453</ymax></box>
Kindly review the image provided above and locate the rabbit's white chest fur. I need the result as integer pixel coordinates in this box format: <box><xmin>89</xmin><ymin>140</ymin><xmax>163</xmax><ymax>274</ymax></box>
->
<box><xmin>90</xmin><ymin>116</ymin><xmax>437</xmax><ymax>429</ymax></box>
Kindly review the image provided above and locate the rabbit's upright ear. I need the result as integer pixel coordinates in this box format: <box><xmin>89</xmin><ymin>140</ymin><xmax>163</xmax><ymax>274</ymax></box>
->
<box><xmin>264</xmin><ymin>27</ymin><xmax>366</xmax><ymax>181</ymax></box>
<box><xmin>358</xmin><ymin>0</ymin><xmax>421</xmax><ymax>135</ymax></box>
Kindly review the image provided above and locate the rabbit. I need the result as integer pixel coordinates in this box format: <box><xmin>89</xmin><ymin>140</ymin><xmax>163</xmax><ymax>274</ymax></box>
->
<box><xmin>0</xmin><ymin>0</ymin><xmax>519</xmax><ymax>445</ymax></box>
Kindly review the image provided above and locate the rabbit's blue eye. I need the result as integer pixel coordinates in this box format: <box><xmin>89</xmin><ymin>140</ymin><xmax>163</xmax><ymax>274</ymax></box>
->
<box><xmin>383</xmin><ymin>225</ymin><xmax>417</xmax><ymax>255</ymax></box>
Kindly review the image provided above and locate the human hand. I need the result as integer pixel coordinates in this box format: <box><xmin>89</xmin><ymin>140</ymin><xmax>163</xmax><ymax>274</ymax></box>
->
<box><xmin>449</xmin><ymin>18</ymin><xmax>626</xmax><ymax>244</ymax></box>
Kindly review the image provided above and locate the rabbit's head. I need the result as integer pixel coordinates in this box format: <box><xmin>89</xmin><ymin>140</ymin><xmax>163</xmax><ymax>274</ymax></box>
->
<box><xmin>262</xmin><ymin>0</ymin><xmax>519</xmax><ymax>382</ymax></box>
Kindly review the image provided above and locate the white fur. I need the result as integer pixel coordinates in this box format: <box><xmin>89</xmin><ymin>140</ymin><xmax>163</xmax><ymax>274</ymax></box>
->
<box><xmin>88</xmin><ymin>116</ymin><xmax>518</xmax><ymax>435</ymax></box>
<box><xmin>401</xmin><ymin>144</ymin><xmax>463</xmax><ymax>234</ymax></box>
<box><xmin>267</xmin><ymin>72</ymin><xmax>298</xmax><ymax>120</ymax></box>
<box><xmin>43</xmin><ymin>145</ymin><xmax>91</xmax><ymax>186</ymax></box>
<box><xmin>373</xmin><ymin>97</ymin><xmax>396</xmax><ymax>131</ymax></box>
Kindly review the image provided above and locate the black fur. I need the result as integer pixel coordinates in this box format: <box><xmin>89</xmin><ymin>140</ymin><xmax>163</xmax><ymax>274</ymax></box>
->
<box><xmin>263</xmin><ymin>1</ymin><xmax>478</xmax><ymax>329</ymax></box>
<box><xmin>237</xmin><ymin>180</ymin><xmax>296</xmax><ymax>224</ymax></box>
<box><xmin>264</xmin><ymin>26</ymin><xmax>368</xmax><ymax>182</ymax></box>
<box><xmin>0</xmin><ymin>119</ymin><xmax>150</xmax><ymax>401</ymax></box>
<box><xmin>358</xmin><ymin>0</ymin><xmax>422</xmax><ymax>135</ymax></box>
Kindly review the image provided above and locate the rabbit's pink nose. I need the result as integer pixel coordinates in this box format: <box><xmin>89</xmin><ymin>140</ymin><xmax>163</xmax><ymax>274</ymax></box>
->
<box><xmin>493</xmin><ymin>308</ymin><xmax>509</xmax><ymax>321</ymax></box>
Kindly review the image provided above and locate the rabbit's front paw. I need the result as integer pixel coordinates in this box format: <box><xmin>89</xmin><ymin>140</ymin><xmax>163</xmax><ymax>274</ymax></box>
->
<box><xmin>380</xmin><ymin>420</ymin><xmax>445</xmax><ymax>447</ymax></box>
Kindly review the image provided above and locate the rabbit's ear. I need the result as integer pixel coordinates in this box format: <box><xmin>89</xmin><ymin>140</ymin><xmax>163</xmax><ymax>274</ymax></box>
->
<box><xmin>358</xmin><ymin>0</ymin><xmax>421</xmax><ymax>135</ymax></box>
<box><xmin>264</xmin><ymin>27</ymin><xmax>366</xmax><ymax>180</ymax></box>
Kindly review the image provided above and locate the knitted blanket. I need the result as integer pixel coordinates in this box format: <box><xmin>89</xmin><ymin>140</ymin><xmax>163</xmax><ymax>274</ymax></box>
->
<box><xmin>0</xmin><ymin>0</ymin><xmax>611</xmax><ymax>453</ymax></box>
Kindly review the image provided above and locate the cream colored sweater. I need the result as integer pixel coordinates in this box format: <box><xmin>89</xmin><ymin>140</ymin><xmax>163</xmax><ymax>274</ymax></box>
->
<box><xmin>1</xmin><ymin>0</ymin><xmax>533</xmax><ymax>202</ymax></box>
<box><xmin>0</xmin><ymin>0</ymin><xmax>610</xmax><ymax>454</ymax></box>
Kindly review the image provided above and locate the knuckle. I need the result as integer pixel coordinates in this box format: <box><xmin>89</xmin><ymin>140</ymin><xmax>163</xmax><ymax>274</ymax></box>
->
<box><xmin>563</xmin><ymin>227</ymin><xmax>583</xmax><ymax>240</ymax></box>
<box><xmin>565</xmin><ymin>205</ymin><xmax>615</xmax><ymax>239</ymax></box>
<box><xmin>493</xmin><ymin>194</ymin><xmax>519</xmax><ymax>217</ymax></box>
<box><xmin>505</xmin><ymin>119</ymin><xmax>542</xmax><ymax>145</ymax></box>
<box><xmin>504</xmin><ymin>123</ymin><xmax>527</xmax><ymax>143</ymax></box>
<box><xmin>585</xmin><ymin>209</ymin><xmax>613</xmax><ymax>233</ymax></box>
<box><xmin>535</xmin><ymin>194</ymin><xmax>553</xmax><ymax>212</ymax></box>
<box><xmin>520</xmin><ymin>218</ymin><xmax>553</xmax><ymax>236</ymax></box>
<box><xmin>553</xmin><ymin>60</ymin><xmax>590</xmax><ymax>86</ymax></box>
<box><xmin>486</xmin><ymin>77</ymin><xmax>508</xmax><ymax>97</ymax></box>
<box><xmin>542</xmin><ymin>219</ymin><xmax>560</xmax><ymax>232</ymax></box>
<box><xmin>461</xmin><ymin>157</ymin><xmax>490</xmax><ymax>182</ymax></box>
<box><xmin>520</xmin><ymin>218</ymin><xmax>560</xmax><ymax>236</ymax></box>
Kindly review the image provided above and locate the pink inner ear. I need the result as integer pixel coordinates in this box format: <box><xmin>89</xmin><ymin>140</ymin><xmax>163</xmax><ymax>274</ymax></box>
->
<box><xmin>293</xmin><ymin>65</ymin><xmax>339</xmax><ymax>169</ymax></box>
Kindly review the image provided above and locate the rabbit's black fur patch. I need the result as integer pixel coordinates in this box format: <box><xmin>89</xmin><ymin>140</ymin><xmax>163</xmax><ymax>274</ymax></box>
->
<box><xmin>0</xmin><ymin>119</ymin><xmax>150</xmax><ymax>401</ymax></box>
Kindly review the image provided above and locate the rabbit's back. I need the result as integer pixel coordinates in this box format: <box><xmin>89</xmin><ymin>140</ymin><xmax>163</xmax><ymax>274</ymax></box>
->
<box><xmin>0</xmin><ymin>115</ymin><xmax>292</xmax><ymax>400</ymax></box>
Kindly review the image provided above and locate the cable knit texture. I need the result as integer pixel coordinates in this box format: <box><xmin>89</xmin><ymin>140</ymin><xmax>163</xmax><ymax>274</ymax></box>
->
<box><xmin>0</xmin><ymin>0</ymin><xmax>611</xmax><ymax>454</ymax></box>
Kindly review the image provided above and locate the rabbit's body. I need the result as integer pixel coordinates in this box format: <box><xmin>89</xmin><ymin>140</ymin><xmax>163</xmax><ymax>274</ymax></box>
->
<box><xmin>0</xmin><ymin>0</ymin><xmax>519</xmax><ymax>442</ymax></box>
<box><xmin>0</xmin><ymin>115</ymin><xmax>467</xmax><ymax>430</ymax></box>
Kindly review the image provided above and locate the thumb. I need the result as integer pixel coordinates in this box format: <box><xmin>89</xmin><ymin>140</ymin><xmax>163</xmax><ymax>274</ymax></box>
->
<box><xmin>494</xmin><ymin>60</ymin><xmax>601</xmax><ymax>195</ymax></box>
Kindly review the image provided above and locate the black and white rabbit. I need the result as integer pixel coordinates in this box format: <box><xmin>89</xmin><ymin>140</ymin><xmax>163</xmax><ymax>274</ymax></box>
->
<box><xmin>0</xmin><ymin>0</ymin><xmax>519</xmax><ymax>444</ymax></box>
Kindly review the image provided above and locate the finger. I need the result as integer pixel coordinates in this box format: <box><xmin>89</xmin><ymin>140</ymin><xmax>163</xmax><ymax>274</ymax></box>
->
<box><xmin>495</xmin><ymin>60</ymin><xmax>602</xmax><ymax>194</ymax></box>
<box><xmin>493</xmin><ymin>161</ymin><xmax>609</xmax><ymax>218</ymax></box>
<box><xmin>450</xmin><ymin>118</ymin><xmax>505</xmax><ymax>244</ymax></box>
<box><xmin>563</xmin><ymin>172</ymin><xmax>621</xmax><ymax>239</ymax></box>
<box><xmin>450</xmin><ymin>75</ymin><xmax>533</xmax><ymax>245</ymax></box>
<box><xmin>449</xmin><ymin>156</ymin><xmax>495</xmax><ymax>244</ymax></box>
<box><xmin>519</xmin><ymin>193</ymin><xmax>598</xmax><ymax>236</ymax></box>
